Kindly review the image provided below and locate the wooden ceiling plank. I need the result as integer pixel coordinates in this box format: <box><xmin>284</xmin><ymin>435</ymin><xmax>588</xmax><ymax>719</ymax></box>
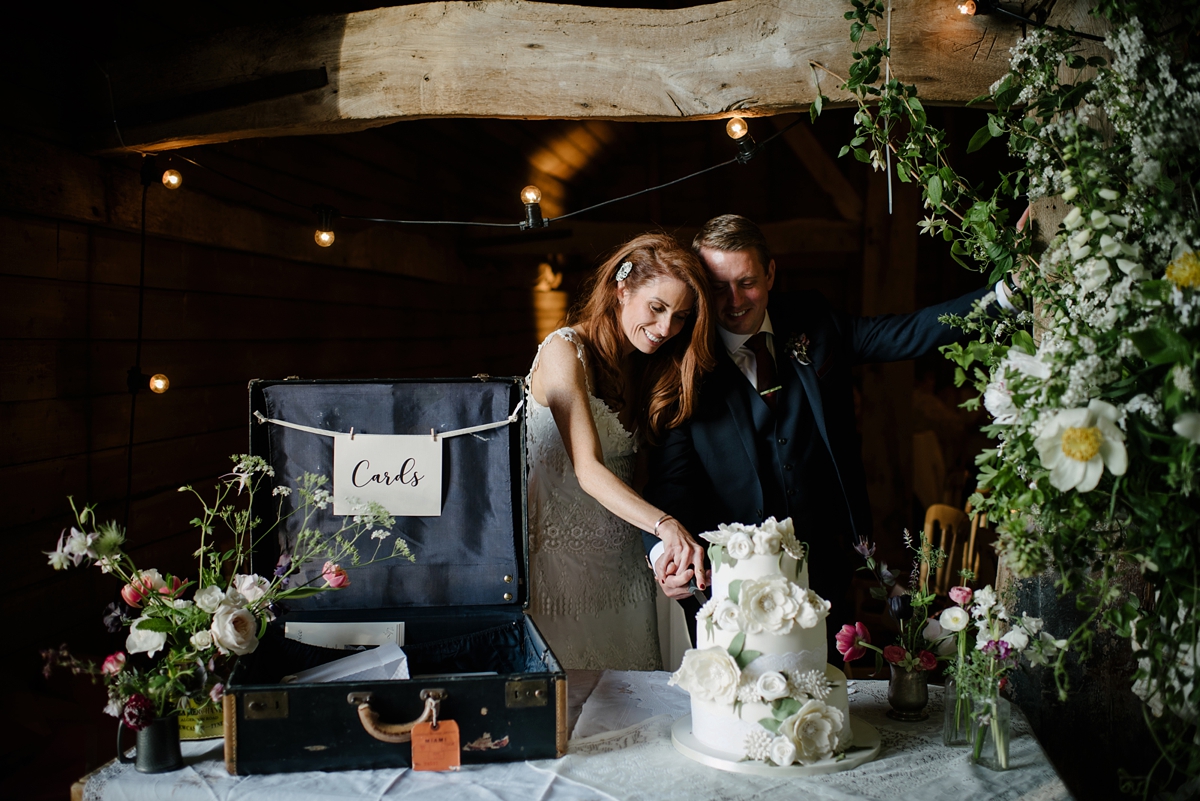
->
<box><xmin>97</xmin><ymin>0</ymin><xmax>1022</xmax><ymax>152</ymax></box>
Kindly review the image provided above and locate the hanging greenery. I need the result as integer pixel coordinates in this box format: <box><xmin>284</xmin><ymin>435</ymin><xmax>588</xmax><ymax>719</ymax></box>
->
<box><xmin>814</xmin><ymin>0</ymin><xmax>1199</xmax><ymax>793</ymax></box>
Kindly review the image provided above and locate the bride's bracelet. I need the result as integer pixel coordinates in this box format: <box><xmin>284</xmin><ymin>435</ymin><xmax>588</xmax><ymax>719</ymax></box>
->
<box><xmin>653</xmin><ymin>513</ymin><xmax>674</xmax><ymax>539</ymax></box>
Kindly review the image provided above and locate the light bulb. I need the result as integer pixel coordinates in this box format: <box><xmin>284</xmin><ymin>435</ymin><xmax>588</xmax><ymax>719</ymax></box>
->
<box><xmin>149</xmin><ymin>373</ymin><xmax>170</xmax><ymax>394</ymax></box>
<box><xmin>725</xmin><ymin>117</ymin><xmax>749</xmax><ymax>140</ymax></box>
<box><xmin>315</xmin><ymin>229</ymin><xmax>335</xmax><ymax>247</ymax></box>
<box><xmin>520</xmin><ymin>185</ymin><xmax>543</xmax><ymax>205</ymax></box>
<box><xmin>161</xmin><ymin>169</ymin><xmax>182</xmax><ymax>189</ymax></box>
<box><xmin>957</xmin><ymin>1</ymin><xmax>977</xmax><ymax>14</ymax></box>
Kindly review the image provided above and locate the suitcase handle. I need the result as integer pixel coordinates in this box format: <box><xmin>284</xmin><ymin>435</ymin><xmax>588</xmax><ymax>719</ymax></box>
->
<box><xmin>349</xmin><ymin>690</ymin><xmax>443</xmax><ymax>744</ymax></box>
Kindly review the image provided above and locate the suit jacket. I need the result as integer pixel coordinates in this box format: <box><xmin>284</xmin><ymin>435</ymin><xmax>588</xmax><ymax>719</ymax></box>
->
<box><xmin>643</xmin><ymin>286</ymin><xmax>992</xmax><ymax>569</ymax></box>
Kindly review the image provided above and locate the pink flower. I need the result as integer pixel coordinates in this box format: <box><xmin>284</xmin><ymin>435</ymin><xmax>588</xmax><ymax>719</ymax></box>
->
<box><xmin>949</xmin><ymin>586</ymin><xmax>974</xmax><ymax>606</ymax></box>
<box><xmin>158</xmin><ymin>576</ymin><xmax>187</xmax><ymax>597</ymax></box>
<box><xmin>883</xmin><ymin>645</ymin><xmax>907</xmax><ymax>664</ymax></box>
<box><xmin>120</xmin><ymin>583</ymin><xmax>145</xmax><ymax>608</ymax></box>
<box><xmin>122</xmin><ymin>693</ymin><xmax>155</xmax><ymax>731</ymax></box>
<box><xmin>101</xmin><ymin>652</ymin><xmax>126</xmax><ymax>676</ymax></box>
<box><xmin>835</xmin><ymin>622</ymin><xmax>871</xmax><ymax>661</ymax></box>
<box><xmin>917</xmin><ymin>650</ymin><xmax>938</xmax><ymax>671</ymax></box>
<box><xmin>209</xmin><ymin>683</ymin><xmax>225</xmax><ymax>704</ymax></box>
<box><xmin>322</xmin><ymin>561</ymin><xmax>349</xmax><ymax>589</ymax></box>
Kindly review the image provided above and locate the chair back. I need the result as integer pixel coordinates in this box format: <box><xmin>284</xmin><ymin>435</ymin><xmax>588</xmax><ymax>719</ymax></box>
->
<box><xmin>919</xmin><ymin>504</ymin><xmax>971</xmax><ymax>595</ymax></box>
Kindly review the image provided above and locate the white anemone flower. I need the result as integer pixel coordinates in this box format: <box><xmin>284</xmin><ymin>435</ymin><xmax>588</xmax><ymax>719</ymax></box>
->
<box><xmin>1034</xmin><ymin>400</ymin><xmax>1129</xmax><ymax>492</ymax></box>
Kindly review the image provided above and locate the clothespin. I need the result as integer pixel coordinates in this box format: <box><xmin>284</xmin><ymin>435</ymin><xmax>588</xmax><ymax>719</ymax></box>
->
<box><xmin>431</xmin><ymin>428</ymin><xmax>438</xmax><ymax>442</ymax></box>
<box><xmin>253</xmin><ymin>411</ymin><xmax>267</xmax><ymax>424</ymax></box>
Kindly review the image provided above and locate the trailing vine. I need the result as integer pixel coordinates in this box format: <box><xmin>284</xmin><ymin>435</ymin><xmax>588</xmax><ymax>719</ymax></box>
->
<box><xmin>815</xmin><ymin>1</ymin><xmax>1200</xmax><ymax>794</ymax></box>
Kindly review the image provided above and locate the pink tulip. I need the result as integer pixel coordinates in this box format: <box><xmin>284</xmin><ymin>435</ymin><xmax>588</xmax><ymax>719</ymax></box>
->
<box><xmin>120</xmin><ymin>583</ymin><xmax>145</xmax><ymax>608</ymax></box>
<box><xmin>917</xmin><ymin>650</ymin><xmax>938</xmax><ymax>671</ymax></box>
<box><xmin>101</xmin><ymin>652</ymin><xmax>126</xmax><ymax>676</ymax></box>
<box><xmin>949</xmin><ymin>586</ymin><xmax>974</xmax><ymax>606</ymax></box>
<box><xmin>835</xmin><ymin>622</ymin><xmax>870</xmax><ymax>661</ymax></box>
<box><xmin>883</xmin><ymin>645</ymin><xmax>907</xmax><ymax>664</ymax></box>
<box><xmin>322</xmin><ymin>561</ymin><xmax>350</xmax><ymax>589</ymax></box>
<box><xmin>158</xmin><ymin>576</ymin><xmax>187</xmax><ymax>597</ymax></box>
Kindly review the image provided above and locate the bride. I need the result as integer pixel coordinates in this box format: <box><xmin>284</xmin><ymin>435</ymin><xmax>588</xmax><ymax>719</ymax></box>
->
<box><xmin>526</xmin><ymin>233</ymin><xmax>715</xmax><ymax>669</ymax></box>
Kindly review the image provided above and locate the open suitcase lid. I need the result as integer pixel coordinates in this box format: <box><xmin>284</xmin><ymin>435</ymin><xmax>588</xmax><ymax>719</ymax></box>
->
<box><xmin>248</xmin><ymin>378</ymin><xmax>528</xmax><ymax>611</ymax></box>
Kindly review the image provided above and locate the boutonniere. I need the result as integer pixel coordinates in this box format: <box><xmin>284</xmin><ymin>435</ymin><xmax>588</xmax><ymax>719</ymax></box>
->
<box><xmin>786</xmin><ymin>333</ymin><xmax>812</xmax><ymax>365</ymax></box>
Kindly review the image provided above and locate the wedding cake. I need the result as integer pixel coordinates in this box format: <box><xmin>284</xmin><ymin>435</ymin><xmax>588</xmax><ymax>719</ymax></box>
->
<box><xmin>669</xmin><ymin>517</ymin><xmax>852</xmax><ymax>766</ymax></box>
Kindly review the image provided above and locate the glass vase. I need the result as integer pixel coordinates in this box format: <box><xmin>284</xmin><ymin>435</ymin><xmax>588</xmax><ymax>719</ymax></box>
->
<box><xmin>942</xmin><ymin>677</ymin><xmax>972</xmax><ymax>747</ymax></box>
<box><xmin>969</xmin><ymin>691</ymin><xmax>1011</xmax><ymax>770</ymax></box>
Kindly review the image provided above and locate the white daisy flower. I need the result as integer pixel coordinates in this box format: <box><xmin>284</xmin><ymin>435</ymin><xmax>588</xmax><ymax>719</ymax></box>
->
<box><xmin>1034</xmin><ymin>399</ymin><xmax>1129</xmax><ymax>492</ymax></box>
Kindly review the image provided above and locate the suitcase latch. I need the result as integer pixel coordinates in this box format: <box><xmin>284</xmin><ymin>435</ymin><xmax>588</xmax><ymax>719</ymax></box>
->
<box><xmin>505</xmin><ymin>679</ymin><xmax>549</xmax><ymax>708</ymax></box>
<box><xmin>245</xmin><ymin>691</ymin><xmax>289</xmax><ymax>720</ymax></box>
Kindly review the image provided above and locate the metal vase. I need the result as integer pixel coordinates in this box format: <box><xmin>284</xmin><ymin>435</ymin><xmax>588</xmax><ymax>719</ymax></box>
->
<box><xmin>118</xmin><ymin>715</ymin><xmax>185</xmax><ymax>773</ymax></box>
<box><xmin>886</xmin><ymin>664</ymin><xmax>929</xmax><ymax>721</ymax></box>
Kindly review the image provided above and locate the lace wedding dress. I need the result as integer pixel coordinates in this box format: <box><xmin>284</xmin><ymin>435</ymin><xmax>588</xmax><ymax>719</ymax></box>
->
<box><xmin>526</xmin><ymin>328</ymin><xmax>662</xmax><ymax>670</ymax></box>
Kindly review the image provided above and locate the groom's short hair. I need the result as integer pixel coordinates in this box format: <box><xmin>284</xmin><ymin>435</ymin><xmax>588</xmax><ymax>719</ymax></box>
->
<box><xmin>692</xmin><ymin>214</ymin><xmax>772</xmax><ymax>274</ymax></box>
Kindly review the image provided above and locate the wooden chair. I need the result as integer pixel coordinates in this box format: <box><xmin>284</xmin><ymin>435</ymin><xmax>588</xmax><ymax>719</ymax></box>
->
<box><xmin>919</xmin><ymin>504</ymin><xmax>972</xmax><ymax>596</ymax></box>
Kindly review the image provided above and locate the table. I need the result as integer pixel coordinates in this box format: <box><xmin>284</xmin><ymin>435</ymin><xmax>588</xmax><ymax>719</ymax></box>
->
<box><xmin>82</xmin><ymin>673</ymin><xmax>1071</xmax><ymax>801</ymax></box>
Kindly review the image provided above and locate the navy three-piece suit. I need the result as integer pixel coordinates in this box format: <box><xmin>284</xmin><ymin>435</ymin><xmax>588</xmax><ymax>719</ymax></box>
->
<box><xmin>643</xmin><ymin>286</ymin><xmax>991</xmax><ymax>647</ymax></box>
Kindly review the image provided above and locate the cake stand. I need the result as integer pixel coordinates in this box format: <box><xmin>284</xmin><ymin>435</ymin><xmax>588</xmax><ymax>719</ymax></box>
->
<box><xmin>670</xmin><ymin>715</ymin><xmax>881</xmax><ymax>776</ymax></box>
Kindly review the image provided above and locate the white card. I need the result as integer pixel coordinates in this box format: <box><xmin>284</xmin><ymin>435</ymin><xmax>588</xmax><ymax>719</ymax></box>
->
<box><xmin>333</xmin><ymin>433</ymin><xmax>442</xmax><ymax>516</ymax></box>
<box><xmin>284</xmin><ymin>621</ymin><xmax>405</xmax><ymax>649</ymax></box>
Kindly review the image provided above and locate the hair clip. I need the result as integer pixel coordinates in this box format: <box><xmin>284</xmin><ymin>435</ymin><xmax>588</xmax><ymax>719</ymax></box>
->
<box><xmin>615</xmin><ymin>261</ymin><xmax>633</xmax><ymax>281</ymax></box>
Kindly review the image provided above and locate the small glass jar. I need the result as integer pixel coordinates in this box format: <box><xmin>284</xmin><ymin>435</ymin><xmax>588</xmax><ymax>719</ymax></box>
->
<box><xmin>969</xmin><ymin>689</ymin><xmax>1011</xmax><ymax>770</ymax></box>
<box><xmin>942</xmin><ymin>677</ymin><xmax>972</xmax><ymax>747</ymax></box>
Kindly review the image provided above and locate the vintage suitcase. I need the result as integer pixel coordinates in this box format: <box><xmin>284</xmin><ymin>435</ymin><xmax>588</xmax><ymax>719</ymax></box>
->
<box><xmin>224</xmin><ymin>377</ymin><xmax>566</xmax><ymax>774</ymax></box>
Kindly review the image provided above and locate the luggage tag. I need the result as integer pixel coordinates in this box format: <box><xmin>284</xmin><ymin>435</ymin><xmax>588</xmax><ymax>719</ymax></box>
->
<box><xmin>411</xmin><ymin>698</ymin><xmax>460</xmax><ymax>771</ymax></box>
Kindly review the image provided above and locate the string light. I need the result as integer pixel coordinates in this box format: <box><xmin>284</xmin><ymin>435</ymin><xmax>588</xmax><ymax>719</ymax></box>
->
<box><xmin>957</xmin><ymin>1</ymin><xmax>977</xmax><ymax>13</ymax></box>
<box><xmin>314</xmin><ymin>205</ymin><xmax>337</xmax><ymax>248</ymax></box>
<box><xmin>954</xmin><ymin>0</ymin><xmax>1105</xmax><ymax>40</ymax></box>
<box><xmin>521</xmin><ymin>185</ymin><xmax>547</xmax><ymax>230</ymax></box>
<box><xmin>726</xmin><ymin>116</ymin><xmax>757</xmax><ymax>164</ymax></box>
<box><xmin>161</xmin><ymin>169</ymin><xmax>183</xmax><ymax>189</ymax></box>
<box><xmin>149</xmin><ymin>374</ymin><xmax>170</xmax><ymax>393</ymax></box>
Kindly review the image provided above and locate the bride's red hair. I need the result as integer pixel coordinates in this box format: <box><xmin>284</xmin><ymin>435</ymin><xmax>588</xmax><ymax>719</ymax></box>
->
<box><xmin>568</xmin><ymin>233</ymin><xmax>715</xmax><ymax>444</ymax></box>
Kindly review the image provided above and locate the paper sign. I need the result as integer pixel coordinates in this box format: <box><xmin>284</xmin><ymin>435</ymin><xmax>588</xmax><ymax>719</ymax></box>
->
<box><xmin>284</xmin><ymin>621</ymin><xmax>405</xmax><ymax>649</ymax></box>
<box><xmin>333</xmin><ymin>433</ymin><xmax>442</xmax><ymax>516</ymax></box>
<box><xmin>412</xmin><ymin>720</ymin><xmax>461</xmax><ymax>771</ymax></box>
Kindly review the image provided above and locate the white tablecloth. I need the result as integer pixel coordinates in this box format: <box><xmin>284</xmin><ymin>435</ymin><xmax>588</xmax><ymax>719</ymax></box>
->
<box><xmin>85</xmin><ymin>673</ymin><xmax>1072</xmax><ymax>801</ymax></box>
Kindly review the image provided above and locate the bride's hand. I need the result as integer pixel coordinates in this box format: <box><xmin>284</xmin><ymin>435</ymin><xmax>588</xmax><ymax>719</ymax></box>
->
<box><xmin>657</xmin><ymin>519</ymin><xmax>706</xmax><ymax>591</ymax></box>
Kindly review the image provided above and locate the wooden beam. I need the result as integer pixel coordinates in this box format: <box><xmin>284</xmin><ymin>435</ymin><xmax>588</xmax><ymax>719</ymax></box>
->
<box><xmin>771</xmin><ymin>116</ymin><xmax>862</xmax><ymax>222</ymax></box>
<box><xmin>97</xmin><ymin>0</ymin><xmax>1024</xmax><ymax>152</ymax></box>
<box><xmin>466</xmin><ymin>217</ymin><xmax>860</xmax><ymax>258</ymax></box>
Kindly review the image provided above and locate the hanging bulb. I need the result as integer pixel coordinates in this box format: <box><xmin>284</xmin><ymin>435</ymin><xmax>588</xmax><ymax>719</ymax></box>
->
<box><xmin>161</xmin><ymin>169</ymin><xmax>183</xmax><ymax>189</ymax></box>
<box><xmin>315</xmin><ymin>229</ymin><xmax>335</xmax><ymax>247</ymax></box>
<box><xmin>957</xmin><ymin>1</ymin><xmax>977</xmax><ymax>13</ymax></box>
<box><xmin>313</xmin><ymin>205</ymin><xmax>338</xmax><ymax>248</ymax></box>
<box><xmin>149</xmin><ymin>373</ymin><xmax>170</xmax><ymax>394</ymax></box>
<box><xmin>520</xmin><ymin>185</ymin><xmax>547</xmax><ymax>230</ymax></box>
<box><xmin>726</xmin><ymin>118</ymin><xmax>757</xmax><ymax>164</ymax></box>
<box><xmin>725</xmin><ymin>117</ymin><xmax>749</xmax><ymax>140</ymax></box>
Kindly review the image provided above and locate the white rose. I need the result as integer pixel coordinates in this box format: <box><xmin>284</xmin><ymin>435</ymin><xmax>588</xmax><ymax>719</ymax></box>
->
<box><xmin>1002</xmin><ymin>627</ymin><xmax>1031</xmax><ymax>651</ymax></box>
<box><xmin>756</xmin><ymin>671</ymin><xmax>791</xmax><ymax>702</ymax></box>
<box><xmin>232</xmin><ymin>573</ymin><xmax>271</xmax><ymax>604</ymax></box>
<box><xmin>740</xmin><ymin>577</ymin><xmax>805</xmax><ymax>635</ymax></box>
<box><xmin>752</xmin><ymin>523</ymin><xmax>783</xmax><ymax>556</ymax></box>
<box><xmin>714</xmin><ymin>599</ymin><xmax>744</xmax><ymax>632</ymax></box>
<box><xmin>223</xmin><ymin>587</ymin><xmax>248</xmax><ymax>608</ymax></box>
<box><xmin>668</xmin><ymin>646</ymin><xmax>742</xmax><ymax>705</ymax></box>
<box><xmin>210</xmin><ymin>605</ymin><xmax>260</xmax><ymax>656</ymax></box>
<box><xmin>726</xmin><ymin>531</ymin><xmax>754</xmax><ymax>561</ymax></box>
<box><xmin>794</xmin><ymin>589</ymin><xmax>831</xmax><ymax>630</ymax></box>
<box><xmin>126</xmin><ymin>617</ymin><xmax>167</xmax><ymax>658</ymax></box>
<box><xmin>190</xmin><ymin>630</ymin><xmax>214</xmax><ymax>650</ymax></box>
<box><xmin>939</xmin><ymin>606</ymin><xmax>969</xmax><ymax>632</ymax></box>
<box><xmin>194</xmin><ymin>585</ymin><xmax>224</xmax><ymax>613</ymax></box>
<box><xmin>768</xmin><ymin>735</ymin><xmax>798</xmax><ymax>766</ymax></box>
<box><xmin>172</xmin><ymin>598</ymin><xmax>193</xmax><ymax>610</ymax></box>
<box><xmin>779</xmin><ymin>699</ymin><xmax>844</xmax><ymax>765</ymax></box>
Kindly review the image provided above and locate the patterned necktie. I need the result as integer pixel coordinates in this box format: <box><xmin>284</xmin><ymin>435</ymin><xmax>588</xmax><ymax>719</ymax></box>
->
<box><xmin>747</xmin><ymin>332</ymin><xmax>778</xmax><ymax>411</ymax></box>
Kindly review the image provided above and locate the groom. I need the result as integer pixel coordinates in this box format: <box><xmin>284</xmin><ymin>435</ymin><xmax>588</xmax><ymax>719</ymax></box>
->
<box><xmin>643</xmin><ymin>214</ymin><xmax>1010</xmax><ymax>647</ymax></box>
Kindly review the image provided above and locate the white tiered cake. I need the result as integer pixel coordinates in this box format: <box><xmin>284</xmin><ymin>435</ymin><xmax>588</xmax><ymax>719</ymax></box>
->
<box><xmin>669</xmin><ymin>517</ymin><xmax>853</xmax><ymax>767</ymax></box>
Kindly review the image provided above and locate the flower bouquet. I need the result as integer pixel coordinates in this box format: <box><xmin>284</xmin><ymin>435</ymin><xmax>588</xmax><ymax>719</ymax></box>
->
<box><xmin>935</xmin><ymin>584</ymin><xmax>1067</xmax><ymax>769</ymax></box>
<box><xmin>42</xmin><ymin>455</ymin><xmax>414</xmax><ymax>736</ymax></box>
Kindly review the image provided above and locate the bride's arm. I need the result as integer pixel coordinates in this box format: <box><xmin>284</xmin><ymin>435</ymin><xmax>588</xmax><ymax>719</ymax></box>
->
<box><xmin>531</xmin><ymin>336</ymin><xmax>707</xmax><ymax>589</ymax></box>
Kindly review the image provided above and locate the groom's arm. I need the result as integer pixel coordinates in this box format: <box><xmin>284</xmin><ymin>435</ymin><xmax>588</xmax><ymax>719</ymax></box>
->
<box><xmin>642</xmin><ymin>420</ymin><xmax>708</xmax><ymax>561</ymax></box>
<box><xmin>844</xmin><ymin>284</ymin><xmax>995</xmax><ymax>364</ymax></box>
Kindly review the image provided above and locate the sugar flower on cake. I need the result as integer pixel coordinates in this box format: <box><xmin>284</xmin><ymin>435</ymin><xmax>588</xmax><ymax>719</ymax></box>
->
<box><xmin>725</xmin><ymin>530</ymin><xmax>755</xmax><ymax>561</ymax></box>
<box><xmin>739</xmin><ymin>577</ymin><xmax>809</xmax><ymax>635</ymax></box>
<box><xmin>788</xmin><ymin>669</ymin><xmax>833</xmax><ymax>701</ymax></box>
<box><xmin>768</xmin><ymin>735</ymin><xmax>799</xmax><ymax>766</ymax></box>
<box><xmin>1034</xmin><ymin>399</ymin><xmax>1128</xmax><ymax>492</ymax></box>
<box><xmin>713</xmin><ymin>599</ymin><xmax>744</xmax><ymax>632</ymax></box>
<box><xmin>752</xmin><ymin>521</ymin><xmax>784</xmax><ymax>555</ymax></box>
<box><xmin>755</xmin><ymin>671</ymin><xmax>791</xmax><ymax>702</ymax></box>
<box><xmin>669</xmin><ymin>646</ymin><xmax>742</xmax><ymax>705</ymax></box>
<box><xmin>778</xmin><ymin>699</ymin><xmax>845</xmax><ymax>764</ymax></box>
